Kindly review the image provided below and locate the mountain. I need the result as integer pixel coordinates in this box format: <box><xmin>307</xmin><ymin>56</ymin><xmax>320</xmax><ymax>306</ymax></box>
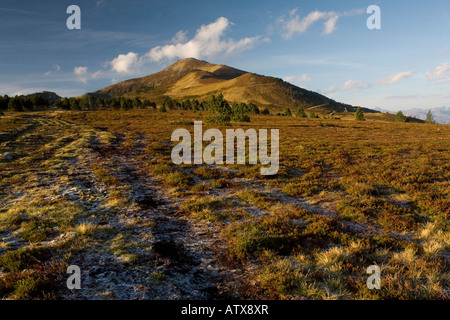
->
<box><xmin>402</xmin><ymin>106</ymin><xmax>450</xmax><ymax>124</ymax></box>
<box><xmin>24</xmin><ymin>91</ymin><xmax>61</xmax><ymax>103</ymax></box>
<box><xmin>372</xmin><ymin>107</ymin><xmax>393</xmax><ymax>114</ymax></box>
<box><xmin>91</xmin><ymin>58</ymin><xmax>376</xmax><ymax>114</ymax></box>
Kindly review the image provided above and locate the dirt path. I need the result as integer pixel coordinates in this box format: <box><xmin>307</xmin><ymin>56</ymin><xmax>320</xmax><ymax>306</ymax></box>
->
<box><xmin>59</xmin><ymin>128</ymin><xmax>240</xmax><ymax>299</ymax></box>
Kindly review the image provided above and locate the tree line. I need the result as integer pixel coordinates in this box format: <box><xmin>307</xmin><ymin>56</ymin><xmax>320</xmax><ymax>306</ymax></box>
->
<box><xmin>0</xmin><ymin>93</ymin><xmax>438</xmax><ymax>124</ymax></box>
<box><xmin>54</xmin><ymin>96</ymin><xmax>157</xmax><ymax>111</ymax></box>
<box><xmin>0</xmin><ymin>95</ymin><xmax>158</xmax><ymax>112</ymax></box>
<box><xmin>0</xmin><ymin>95</ymin><xmax>52</xmax><ymax>112</ymax></box>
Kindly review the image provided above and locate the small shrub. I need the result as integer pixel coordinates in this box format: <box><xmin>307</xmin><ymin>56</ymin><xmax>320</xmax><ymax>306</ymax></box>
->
<box><xmin>12</xmin><ymin>276</ymin><xmax>42</xmax><ymax>300</ymax></box>
<box><xmin>223</xmin><ymin>215</ymin><xmax>301</xmax><ymax>261</ymax></box>
<box><xmin>210</xmin><ymin>178</ymin><xmax>234</xmax><ymax>189</ymax></box>
<box><xmin>92</xmin><ymin>165</ymin><xmax>119</xmax><ymax>185</ymax></box>
<box><xmin>164</xmin><ymin>171</ymin><xmax>192</xmax><ymax>188</ymax></box>
<box><xmin>0</xmin><ymin>247</ymin><xmax>52</xmax><ymax>273</ymax></box>
<box><xmin>178</xmin><ymin>196</ymin><xmax>226</xmax><ymax>214</ymax></box>
<box><xmin>261</xmin><ymin>107</ymin><xmax>270</xmax><ymax>115</ymax></box>
<box><xmin>149</xmin><ymin>271</ymin><xmax>165</xmax><ymax>285</ymax></box>
<box><xmin>151</xmin><ymin>163</ymin><xmax>175</xmax><ymax>175</ymax></box>
<box><xmin>191</xmin><ymin>182</ymin><xmax>209</xmax><ymax>192</ymax></box>
<box><xmin>295</xmin><ymin>107</ymin><xmax>307</xmax><ymax>118</ymax></box>
<box><xmin>194</xmin><ymin>166</ymin><xmax>234</xmax><ymax>180</ymax></box>
<box><xmin>145</xmin><ymin>141</ymin><xmax>171</xmax><ymax>156</ymax></box>
<box><xmin>237</xmin><ymin>190</ymin><xmax>275</xmax><ymax>209</ymax></box>
<box><xmin>20</xmin><ymin>219</ymin><xmax>54</xmax><ymax>243</ymax></box>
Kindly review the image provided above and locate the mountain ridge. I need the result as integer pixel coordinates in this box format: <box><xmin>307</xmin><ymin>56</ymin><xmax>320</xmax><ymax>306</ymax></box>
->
<box><xmin>90</xmin><ymin>58</ymin><xmax>377</xmax><ymax>114</ymax></box>
<box><xmin>402</xmin><ymin>106</ymin><xmax>450</xmax><ymax>124</ymax></box>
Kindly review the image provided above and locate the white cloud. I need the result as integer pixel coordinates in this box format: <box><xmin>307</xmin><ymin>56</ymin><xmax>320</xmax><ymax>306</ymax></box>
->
<box><xmin>324</xmin><ymin>85</ymin><xmax>337</xmax><ymax>94</ymax></box>
<box><xmin>110</xmin><ymin>52</ymin><xmax>139</xmax><ymax>73</ymax></box>
<box><xmin>71</xmin><ymin>67</ymin><xmax>105</xmax><ymax>84</ymax></box>
<box><xmin>73</xmin><ymin>66</ymin><xmax>89</xmax><ymax>84</ymax></box>
<box><xmin>92</xmin><ymin>70</ymin><xmax>102</xmax><ymax>79</ymax></box>
<box><xmin>281</xmin><ymin>8</ymin><xmax>364</xmax><ymax>38</ymax></box>
<box><xmin>378</xmin><ymin>71</ymin><xmax>415</xmax><ymax>85</ymax></box>
<box><xmin>172</xmin><ymin>30</ymin><xmax>188</xmax><ymax>44</ymax></box>
<box><xmin>282</xmin><ymin>10</ymin><xmax>335</xmax><ymax>38</ymax></box>
<box><xmin>289</xmin><ymin>8</ymin><xmax>298</xmax><ymax>16</ymax></box>
<box><xmin>285</xmin><ymin>74</ymin><xmax>311</xmax><ymax>84</ymax></box>
<box><xmin>74</xmin><ymin>66</ymin><xmax>88</xmax><ymax>75</ymax></box>
<box><xmin>342</xmin><ymin>8</ymin><xmax>365</xmax><ymax>16</ymax></box>
<box><xmin>323</xmin><ymin>15</ymin><xmax>339</xmax><ymax>35</ymax></box>
<box><xmin>342</xmin><ymin>80</ymin><xmax>365</xmax><ymax>90</ymax></box>
<box><xmin>426</xmin><ymin>62</ymin><xmax>450</xmax><ymax>81</ymax></box>
<box><xmin>44</xmin><ymin>65</ymin><xmax>61</xmax><ymax>77</ymax></box>
<box><xmin>146</xmin><ymin>17</ymin><xmax>264</xmax><ymax>62</ymax></box>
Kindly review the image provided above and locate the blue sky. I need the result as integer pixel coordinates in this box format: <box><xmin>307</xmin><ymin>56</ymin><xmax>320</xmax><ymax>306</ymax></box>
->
<box><xmin>1</xmin><ymin>0</ymin><xmax>449</xmax><ymax>111</ymax></box>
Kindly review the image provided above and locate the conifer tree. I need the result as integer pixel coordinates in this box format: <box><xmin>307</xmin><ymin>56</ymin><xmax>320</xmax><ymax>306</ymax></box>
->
<box><xmin>355</xmin><ymin>107</ymin><xmax>365</xmax><ymax>121</ymax></box>
<box><xmin>295</xmin><ymin>107</ymin><xmax>307</xmax><ymax>118</ymax></box>
<box><xmin>425</xmin><ymin>110</ymin><xmax>436</xmax><ymax>124</ymax></box>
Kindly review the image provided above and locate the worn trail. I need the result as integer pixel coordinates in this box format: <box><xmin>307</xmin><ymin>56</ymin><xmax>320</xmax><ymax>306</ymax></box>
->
<box><xmin>63</xmin><ymin>129</ymin><xmax>238</xmax><ymax>299</ymax></box>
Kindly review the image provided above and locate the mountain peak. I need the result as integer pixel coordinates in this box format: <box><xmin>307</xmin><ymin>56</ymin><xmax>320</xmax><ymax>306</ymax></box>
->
<box><xmin>167</xmin><ymin>57</ymin><xmax>214</xmax><ymax>71</ymax></box>
<box><xmin>173</xmin><ymin>57</ymin><xmax>208</xmax><ymax>64</ymax></box>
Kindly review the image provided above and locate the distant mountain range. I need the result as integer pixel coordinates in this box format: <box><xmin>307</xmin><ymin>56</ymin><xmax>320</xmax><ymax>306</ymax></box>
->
<box><xmin>402</xmin><ymin>106</ymin><xmax>450</xmax><ymax>124</ymax></box>
<box><xmin>89</xmin><ymin>58</ymin><xmax>377</xmax><ymax>114</ymax></box>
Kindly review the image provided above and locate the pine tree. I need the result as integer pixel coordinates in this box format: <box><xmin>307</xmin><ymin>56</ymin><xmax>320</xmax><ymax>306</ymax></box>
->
<box><xmin>395</xmin><ymin>111</ymin><xmax>407</xmax><ymax>123</ymax></box>
<box><xmin>295</xmin><ymin>107</ymin><xmax>307</xmax><ymax>118</ymax></box>
<box><xmin>8</xmin><ymin>97</ymin><xmax>23</xmax><ymax>112</ymax></box>
<box><xmin>204</xmin><ymin>93</ymin><xmax>232</xmax><ymax>125</ymax></box>
<box><xmin>425</xmin><ymin>110</ymin><xmax>436</xmax><ymax>124</ymax></box>
<box><xmin>247</xmin><ymin>102</ymin><xmax>260</xmax><ymax>114</ymax></box>
<box><xmin>309</xmin><ymin>112</ymin><xmax>319</xmax><ymax>118</ymax></box>
<box><xmin>355</xmin><ymin>107</ymin><xmax>365</xmax><ymax>121</ymax></box>
<box><xmin>261</xmin><ymin>107</ymin><xmax>270</xmax><ymax>115</ymax></box>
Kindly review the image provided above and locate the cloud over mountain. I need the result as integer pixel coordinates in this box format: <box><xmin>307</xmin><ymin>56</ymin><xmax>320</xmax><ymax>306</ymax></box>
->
<box><xmin>285</xmin><ymin>74</ymin><xmax>311</xmax><ymax>84</ymax></box>
<box><xmin>146</xmin><ymin>17</ymin><xmax>265</xmax><ymax>62</ymax></box>
<box><xmin>110</xmin><ymin>52</ymin><xmax>139</xmax><ymax>73</ymax></box>
<box><xmin>107</xmin><ymin>17</ymin><xmax>266</xmax><ymax>75</ymax></box>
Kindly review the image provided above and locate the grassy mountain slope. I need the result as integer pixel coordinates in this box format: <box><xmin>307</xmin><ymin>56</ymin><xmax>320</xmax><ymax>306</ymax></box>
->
<box><xmin>91</xmin><ymin>58</ymin><xmax>375</xmax><ymax>114</ymax></box>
